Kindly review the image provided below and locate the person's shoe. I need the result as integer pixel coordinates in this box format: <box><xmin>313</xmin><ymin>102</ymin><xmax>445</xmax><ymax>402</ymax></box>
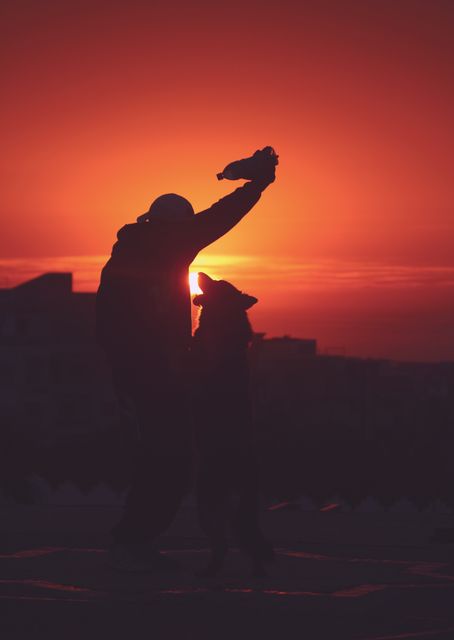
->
<box><xmin>107</xmin><ymin>543</ymin><xmax>182</xmax><ymax>573</ymax></box>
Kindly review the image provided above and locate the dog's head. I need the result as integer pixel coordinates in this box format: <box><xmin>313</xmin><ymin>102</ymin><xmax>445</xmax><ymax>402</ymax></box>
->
<box><xmin>193</xmin><ymin>273</ymin><xmax>258</xmax><ymax>311</ymax></box>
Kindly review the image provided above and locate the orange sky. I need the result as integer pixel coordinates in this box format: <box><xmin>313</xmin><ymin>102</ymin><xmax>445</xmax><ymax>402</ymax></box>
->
<box><xmin>1</xmin><ymin>0</ymin><xmax>454</xmax><ymax>360</ymax></box>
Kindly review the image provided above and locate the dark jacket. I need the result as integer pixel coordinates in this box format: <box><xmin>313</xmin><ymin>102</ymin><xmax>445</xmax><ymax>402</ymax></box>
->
<box><xmin>96</xmin><ymin>181</ymin><xmax>265</xmax><ymax>361</ymax></box>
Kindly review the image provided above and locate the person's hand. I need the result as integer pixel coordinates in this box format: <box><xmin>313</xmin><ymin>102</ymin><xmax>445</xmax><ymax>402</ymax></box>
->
<box><xmin>252</xmin><ymin>155</ymin><xmax>277</xmax><ymax>188</ymax></box>
<box><xmin>261</xmin><ymin>160</ymin><xmax>276</xmax><ymax>185</ymax></box>
<box><xmin>255</xmin><ymin>147</ymin><xmax>278</xmax><ymax>186</ymax></box>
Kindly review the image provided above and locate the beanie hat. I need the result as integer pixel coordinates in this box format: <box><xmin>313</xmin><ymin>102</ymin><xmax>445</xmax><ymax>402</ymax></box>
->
<box><xmin>137</xmin><ymin>193</ymin><xmax>194</xmax><ymax>223</ymax></box>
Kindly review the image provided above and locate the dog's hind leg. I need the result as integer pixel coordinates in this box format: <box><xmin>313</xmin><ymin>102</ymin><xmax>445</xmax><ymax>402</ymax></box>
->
<box><xmin>232</xmin><ymin>458</ymin><xmax>274</xmax><ymax>577</ymax></box>
<box><xmin>196</xmin><ymin>461</ymin><xmax>229</xmax><ymax>577</ymax></box>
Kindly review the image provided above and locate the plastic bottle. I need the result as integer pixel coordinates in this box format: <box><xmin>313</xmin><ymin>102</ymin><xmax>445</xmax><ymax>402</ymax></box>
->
<box><xmin>217</xmin><ymin>146</ymin><xmax>278</xmax><ymax>181</ymax></box>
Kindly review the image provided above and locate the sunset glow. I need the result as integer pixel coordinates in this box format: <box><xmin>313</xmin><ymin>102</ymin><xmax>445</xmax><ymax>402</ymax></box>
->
<box><xmin>189</xmin><ymin>272</ymin><xmax>203</xmax><ymax>296</ymax></box>
<box><xmin>1</xmin><ymin>1</ymin><xmax>453</xmax><ymax>361</ymax></box>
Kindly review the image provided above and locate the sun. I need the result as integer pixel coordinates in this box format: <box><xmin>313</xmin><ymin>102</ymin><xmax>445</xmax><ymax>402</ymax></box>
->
<box><xmin>189</xmin><ymin>271</ymin><xmax>202</xmax><ymax>295</ymax></box>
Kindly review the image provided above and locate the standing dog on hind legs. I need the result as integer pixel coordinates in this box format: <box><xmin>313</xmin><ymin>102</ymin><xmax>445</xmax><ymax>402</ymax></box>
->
<box><xmin>192</xmin><ymin>272</ymin><xmax>273</xmax><ymax>577</ymax></box>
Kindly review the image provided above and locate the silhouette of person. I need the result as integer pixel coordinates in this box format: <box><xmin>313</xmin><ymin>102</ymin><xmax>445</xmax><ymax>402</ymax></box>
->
<box><xmin>96</xmin><ymin>154</ymin><xmax>276</xmax><ymax>570</ymax></box>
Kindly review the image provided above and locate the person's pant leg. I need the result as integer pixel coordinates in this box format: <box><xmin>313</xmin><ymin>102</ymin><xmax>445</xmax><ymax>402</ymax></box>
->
<box><xmin>111</xmin><ymin>363</ymin><xmax>192</xmax><ymax>544</ymax></box>
<box><xmin>112</xmin><ymin>451</ymin><xmax>191</xmax><ymax>543</ymax></box>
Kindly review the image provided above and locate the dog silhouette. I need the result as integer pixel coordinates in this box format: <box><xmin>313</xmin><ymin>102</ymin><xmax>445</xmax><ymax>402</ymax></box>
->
<box><xmin>192</xmin><ymin>272</ymin><xmax>273</xmax><ymax>577</ymax></box>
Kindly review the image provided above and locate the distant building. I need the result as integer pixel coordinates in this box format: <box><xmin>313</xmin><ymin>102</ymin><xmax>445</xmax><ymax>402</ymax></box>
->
<box><xmin>0</xmin><ymin>273</ymin><xmax>117</xmax><ymax>445</ymax></box>
<box><xmin>254</xmin><ymin>334</ymin><xmax>317</xmax><ymax>361</ymax></box>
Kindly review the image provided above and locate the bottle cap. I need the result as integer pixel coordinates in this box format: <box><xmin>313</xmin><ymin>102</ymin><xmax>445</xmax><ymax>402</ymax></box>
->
<box><xmin>216</xmin><ymin>172</ymin><xmax>224</xmax><ymax>180</ymax></box>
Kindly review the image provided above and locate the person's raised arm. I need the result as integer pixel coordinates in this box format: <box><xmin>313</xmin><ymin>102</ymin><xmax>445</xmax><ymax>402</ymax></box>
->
<box><xmin>189</xmin><ymin>176</ymin><xmax>274</xmax><ymax>252</ymax></box>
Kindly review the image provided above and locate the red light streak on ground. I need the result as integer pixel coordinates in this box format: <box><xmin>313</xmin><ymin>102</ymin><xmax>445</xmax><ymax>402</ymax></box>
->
<box><xmin>333</xmin><ymin>584</ymin><xmax>388</xmax><ymax>597</ymax></box>
<box><xmin>267</xmin><ymin>501</ymin><xmax>294</xmax><ymax>511</ymax></box>
<box><xmin>406</xmin><ymin>562</ymin><xmax>454</xmax><ymax>582</ymax></box>
<box><xmin>6</xmin><ymin>545</ymin><xmax>454</xmax><ymax>582</ymax></box>
<box><xmin>4</xmin><ymin>546</ymin><xmax>454</xmax><ymax>585</ymax></box>
<box><xmin>319</xmin><ymin>503</ymin><xmax>341</xmax><ymax>512</ymax></box>
<box><xmin>0</xmin><ymin>547</ymin><xmax>105</xmax><ymax>559</ymax></box>
<box><xmin>0</xmin><ymin>595</ymin><xmax>93</xmax><ymax>604</ymax></box>
<box><xmin>1</xmin><ymin>581</ymin><xmax>453</xmax><ymax>601</ymax></box>
<box><xmin>0</xmin><ymin>579</ymin><xmax>94</xmax><ymax>593</ymax></box>
<box><xmin>280</xmin><ymin>550</ymin><xmax>454</xmax><ymax>581</ymax></box>
<box><xmin>0</xmin><ymin>547</ymin><xmax>67</xmax><ymax>559</ymax></box>
<box><xmin>2</xmin><ymin>547</ymin><xmax>454</xmax><ymax>603</ymax></box>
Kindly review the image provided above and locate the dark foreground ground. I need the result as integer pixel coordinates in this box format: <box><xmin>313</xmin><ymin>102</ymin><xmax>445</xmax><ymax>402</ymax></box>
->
<box><xmin>1</xmin><ymin>504</ymin><xmax>454</xmax><ymax>640</ymax></box>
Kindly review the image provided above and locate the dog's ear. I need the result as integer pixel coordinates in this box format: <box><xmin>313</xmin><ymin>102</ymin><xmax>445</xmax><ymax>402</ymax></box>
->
<box><xmin>197</xmin><ymin>272</ymin><xmax>215</xmax><ymax>293</ymax></box>
<box><xmin>193</xmin><ymin>294</ymin><xmax>204</xmax><ymax>307</ymax></box>
<box><xmin>242</xmin><ymin>294</ymin><xmax>258</xmax><ymax>309</ymax></box>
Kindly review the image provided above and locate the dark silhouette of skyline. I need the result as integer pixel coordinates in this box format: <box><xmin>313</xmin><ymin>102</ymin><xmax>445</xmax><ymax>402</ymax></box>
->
<box><xmin>1</xmin><ymin>271</ymin><xmax>453</xmax><ymax>511</ymax></box>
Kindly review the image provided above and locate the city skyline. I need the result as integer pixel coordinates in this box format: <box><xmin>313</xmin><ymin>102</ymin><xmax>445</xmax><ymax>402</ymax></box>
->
<box><xmin>1</xmin><ymin>259</ymin><xmax>454</xmax><ymax>363</ymax></box>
